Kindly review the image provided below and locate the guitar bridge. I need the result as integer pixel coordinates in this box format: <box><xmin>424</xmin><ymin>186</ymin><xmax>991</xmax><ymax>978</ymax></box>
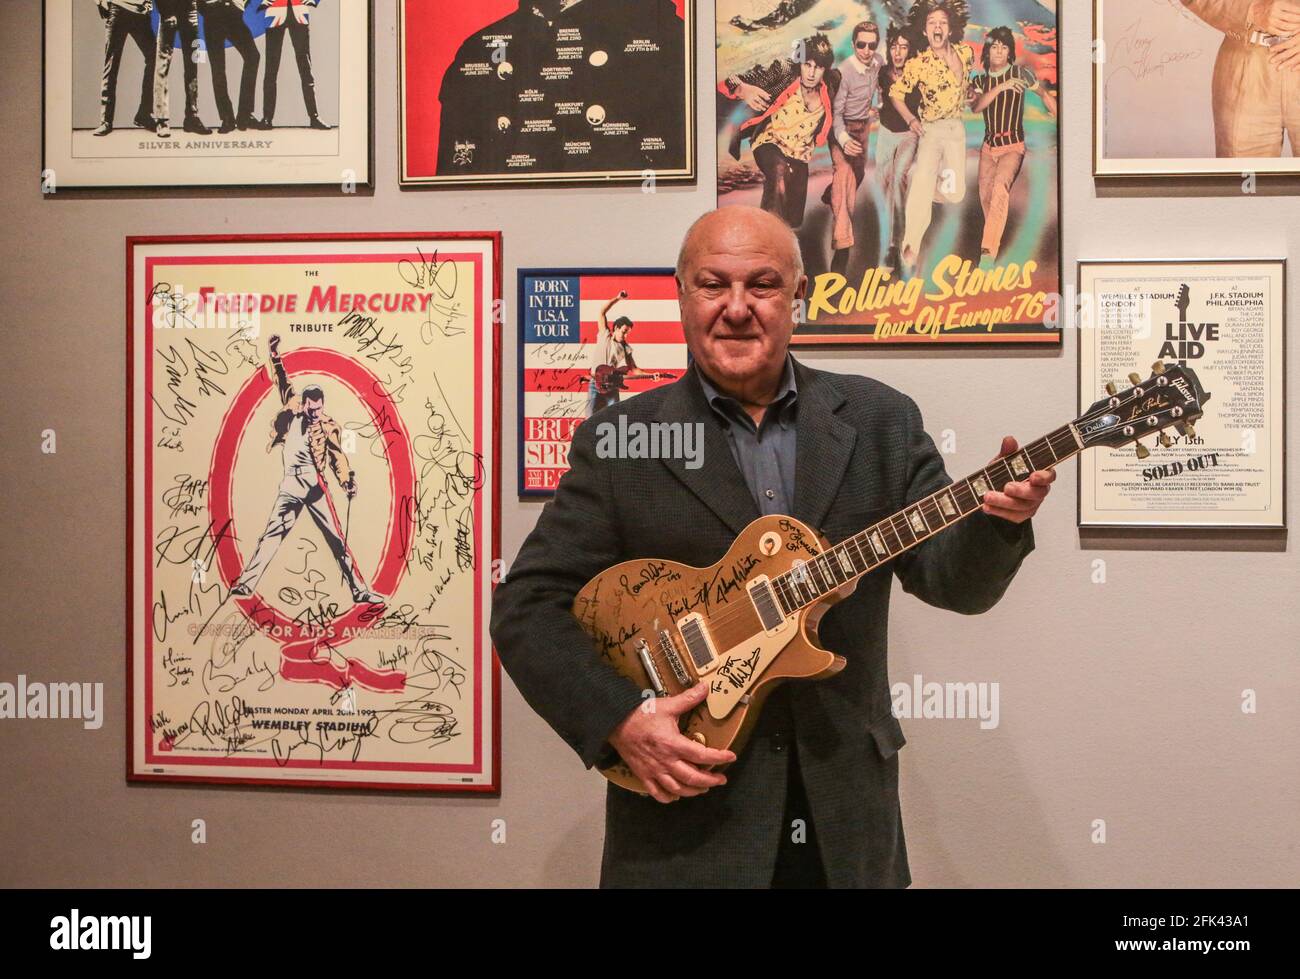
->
<box><xmin>657</xmin><ymin>629</ymin><xmax>692</xmax><ymax>688</ymax></box>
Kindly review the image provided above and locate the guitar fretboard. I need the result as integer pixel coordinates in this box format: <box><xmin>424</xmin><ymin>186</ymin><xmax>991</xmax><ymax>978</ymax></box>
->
<box><xmin>771</xmin><ymin>426</ymin><xmax>1080</xmax><ymax>613</ymax></box>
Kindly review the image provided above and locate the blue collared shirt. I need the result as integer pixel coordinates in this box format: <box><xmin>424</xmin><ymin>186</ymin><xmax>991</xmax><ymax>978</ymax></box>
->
<box><xmin>697</xmin><ymin>353</ymin><xmax>799</xmax><ymax>516</ymax></box>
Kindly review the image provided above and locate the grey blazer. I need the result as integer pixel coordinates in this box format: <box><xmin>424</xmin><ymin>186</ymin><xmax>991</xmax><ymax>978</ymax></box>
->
<box><xmin>490</xmin><ymin>357</ymin><xmax>1035</xmax><ymax>887</ymax></box>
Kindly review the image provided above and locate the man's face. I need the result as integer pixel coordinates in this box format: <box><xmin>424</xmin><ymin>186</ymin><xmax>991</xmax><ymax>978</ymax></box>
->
<box><xmin>613</xmin><ymin>324</ymin><xmax>631</xmax><ymax>344</ymax></box>
<box><xmin>926</xmin><ymin>10</ymin><xmax>951</xmax><ymax>49</ymax></box>
<box><xmin>801</xmin><ymin>60</ymin><xmax>826</xmax><ymax>88</ymax></box>
<box><xmin>304</xmin><ymin>396</ymin><xmax>324</xmax><ymax>422</ymax></box>
<box><xmin>987</xmin><ymin>39</ymin><xmax>1010</xmax><ymax>69</ymax></box>
<box><xmin>854</xmin><ymin>29</ymin><xmax>879</xmax><ymax>65</ymax></box>
<box><xmin>676</xmin><ymin>212</ymin><xmax>804</xmax><ymax>391</ymax></box>
<box><xmin>890</xmin><ymin>35</ymin><xmax>910</xmax><ymax>69</ymax></box>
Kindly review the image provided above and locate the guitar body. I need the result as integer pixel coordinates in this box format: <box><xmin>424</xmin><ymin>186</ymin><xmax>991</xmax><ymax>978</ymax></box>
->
<box><xmin>571</xmin><ymin>514</ymin><xmax>852</xmax><ymax>794</ymax></box>
<box><xmin>592</xmin><ymin>364</ymin><xmax>631</xmax><ymax>396</ymax></box>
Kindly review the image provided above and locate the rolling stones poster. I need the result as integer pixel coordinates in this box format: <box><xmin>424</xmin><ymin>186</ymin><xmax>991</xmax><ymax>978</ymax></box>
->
<box><xmin>399</xmin><ymin>0</ymin><xmax>696</xmax><ymax>187</ymax></box>
<box><xmin>128</xmin><ymin>233</ymin><xmax>501</xmax><ymax>791</ymax></box>
<box><xmin>518</xmin><ymin>268</ymin><xmax>687</xmax><ymax>495</ymax></box>
<box><xmin>1078</xmin><ymin>260</ymin><xmax>1286</xmax><ymax>529</ymax></box>
<box><xmin>716</xmin><ymin>0</ymin><xmax>1061</xmax><ymax>343</ymax></box>
<box><xmin>43</xmin><ymin>0</ymin><xmax>372</xmax><ymax>189</ymax></box>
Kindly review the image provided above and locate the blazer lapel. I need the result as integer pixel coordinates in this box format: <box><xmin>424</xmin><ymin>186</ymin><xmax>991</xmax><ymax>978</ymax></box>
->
<box><xmin>791</xmin><ymin>359</ymin><xmax>857</xmax><ymax>534</ymax></box>
<box><xmin>655</xmin><ymin>364</ymin><xmax>760</xmax><ymax>537</ymax></box>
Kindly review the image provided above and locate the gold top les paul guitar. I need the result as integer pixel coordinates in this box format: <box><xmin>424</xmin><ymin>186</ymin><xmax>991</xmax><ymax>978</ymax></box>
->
<box><xmin>573</xmin><ymin>363</ymin><xmax>1209</xmax><ymax>794</ymax></box>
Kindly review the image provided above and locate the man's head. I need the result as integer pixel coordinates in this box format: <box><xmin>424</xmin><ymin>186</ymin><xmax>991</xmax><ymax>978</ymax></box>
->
<box><xmin>852</xmin><ymin>21</ymin><xmax>880</xmax><ymax>65</ymax></box>
<box><xmin>302</xmin><ymin>385</ymin><xmax>325</xmax><ymax>422</ymax></box>
<box><xmin>793</xmin><ymin>32</ymin><xmax>835</xmax><ymax>89</ymax></box>
<box><xmin>886</xmin><ymin>23</ymin><xmax>912</xmax><ymax>69</ymax></box>
<box><xmin>911</xmin><ymin>0</ymin><xmax>968</xmax><ymax>51</ymax></box>
<box><xmin>982</xmin><ymin>26</ymin><xmax>1016</xmax><ymax>70</ymax></box>
<box><xmin>611</xmin><ymin>315</ymin><xmax>634</xmax><ymax>343</ymax></box>
<box><xmin>674</xmin><ymin>207</ymin><xmax>805</xmax><ymax>394</ymax></box>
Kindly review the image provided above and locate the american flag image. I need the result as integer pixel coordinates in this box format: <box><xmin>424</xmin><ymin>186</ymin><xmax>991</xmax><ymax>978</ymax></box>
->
<box><xmin>520</xmin><ymin>272</ymin><xmax>687</xmax><ymax>495</ymax></box>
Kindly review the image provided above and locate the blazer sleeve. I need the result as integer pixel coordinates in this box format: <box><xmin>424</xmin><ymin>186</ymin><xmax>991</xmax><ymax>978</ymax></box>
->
<box><xmin>891</xmin><ymin>396</ymin><xmax>1035</xmax><ymax>615</ymax></box>
<box><xmin>489</xmin><ymin>418</ymin><xmax>646</xmax><ymax>769</ymax></box>
<box><xmin>1180</xmin><ymin>0</ymin><xmax>1254</xmax><ymax>34</ymax></box>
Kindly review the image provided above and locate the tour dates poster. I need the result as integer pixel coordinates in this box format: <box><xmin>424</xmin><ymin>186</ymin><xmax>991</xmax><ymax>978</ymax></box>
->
<box><xmin>716</xmin><ymin>0</ymin><xmax>1061</xmax><ymax>343</ymax></box>
<box><xmin>128</xmin><ymin>233</ymin><xmax>502</xmax><ymax>791</ymax></box>
<box><xmin>517</xmin><ymin>268</ymin><xmax>687</xmax><ymax>495</ymax></box>
<box><xmin>400</xmin><ymin>0</ymin><xmax>695</xmax><ymax>187</ymax></box>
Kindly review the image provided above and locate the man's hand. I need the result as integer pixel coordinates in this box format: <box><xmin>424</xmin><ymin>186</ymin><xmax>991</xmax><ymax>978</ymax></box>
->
<box><xmin>1252</xmin><ymin>0</ymin><xmax>1300</xmax><ymax>35</ymax></box>
<box><xmin>1000</xmin><ymin>77</ymin><xmax>1030</xmax><ymax>95</ymax></box>
<box><xmin>268</xmin><ymin>333</ymin><xmax>281</xmax><ymax>355</ymax></box>
<box><xmin>1270</xmin><ymin>32</ymin><xmax>1300</xmax><ymax>70</ymax></box>
<box><xmin>981</xmin><ymin>435</ymin><xmax>1055</xmax><ymax>524</ymax></box>
<box><xmin>908</xmin><ymin>117</ymin><xmax>925</xmax><ymax>137</ymax></box>
<box><xmin>737</xmin><ymin>81</ymin><xmax>772</xmax><ymax>112</ymax></box>
<box><xmin>608</xmin><ymin>682</ymin><xmax>737</xmax><ymax>804</ymax></box>
<box><xmin>344</xmin><ymin>475</ymin><xmax>357</xmax><ymax>500</ymax></box>
<box><xmin>843</xmin><ymin>136</ymin><xmax>865</xmax><ymax>157</ymax></box>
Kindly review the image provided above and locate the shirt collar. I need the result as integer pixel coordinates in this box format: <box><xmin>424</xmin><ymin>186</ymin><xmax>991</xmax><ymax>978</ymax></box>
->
<box><xmin>846</xmin><ymin>54</ymin><xmax>875</xmax><ymax>75</ymax></box>
<box><xmin>698</xmin><ymin>352</ymin><xmax>799</xmax><ymax>431</ymax></box>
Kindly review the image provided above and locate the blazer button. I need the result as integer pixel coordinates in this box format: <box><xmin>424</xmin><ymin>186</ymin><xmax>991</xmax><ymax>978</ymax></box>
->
<box><xmin>771</xmin><ymin>732</ymin><xmax>787</xmax><ymax>753</ymax></box>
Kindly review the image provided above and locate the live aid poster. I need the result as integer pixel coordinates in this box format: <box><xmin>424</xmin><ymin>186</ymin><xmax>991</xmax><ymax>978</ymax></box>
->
<box><xmin>400</xmin><ymin>0</ymin><xmax>695</xmax><ymax>186</ymax></box>
<box><xmin>518</xmin><ymin>269</ymin><xmax>687</xmax><ymax>495</ymax></box>
<box><xmin>43</xmin><ymin>0</ymin><xmax>371</xmax><ymax>188</ymax></box>
<box><xmin>716</xmin><ymin>0</ymin><xmax>1061</xmax><ymax>343</ymax></box>
<box><xmin>128</xmin><ymin>234</ymin><xmax>501</xmax><ymax>791</ymax></box>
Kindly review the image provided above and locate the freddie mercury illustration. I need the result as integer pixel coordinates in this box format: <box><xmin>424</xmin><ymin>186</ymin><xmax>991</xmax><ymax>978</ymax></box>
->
<box><xmin>230</xmin><ymin>334</ymin><xmax>384</xmax><ymax>605</ymax></box>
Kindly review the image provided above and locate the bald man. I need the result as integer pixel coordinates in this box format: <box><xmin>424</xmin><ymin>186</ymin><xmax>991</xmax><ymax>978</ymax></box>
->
<box><xmin>490</xmin><ymin>207</ymin><xmax>1053</xmax><ymax>888</ymax></box>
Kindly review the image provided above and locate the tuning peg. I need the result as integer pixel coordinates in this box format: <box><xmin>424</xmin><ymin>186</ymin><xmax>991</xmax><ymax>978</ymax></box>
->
<box><xmin>1128</xmin><ymin>372</ymin><xmax>1142</xmax><ymax>386</ymax></box>
<box><xmin>1105</xmin><ymin>381</ymin><xmax>1118</xmax><ymax>396</ymax></box>
<box><xmin>1158</xmin><ymin>432</ymin><xmax>1172</xmax><ymax>448</ymax></box>
<box><xmin>1184</xmin><ymin>422</ymin><xmax>1196</xmax><ymax>438</ymax></box>
<box><xmin>1151</xmin><ymin>361</ymin><xmax>1166</xmax><ymax>375</ymax></box>
<box><xmin>1134</xmin><ymin>441</ymin><xmax>1150</xmax><ymax>460</ymax></box>
<box><xmin>1174</xmin><ymin>421</ymin><xmax>1197</xmax><ymax>439</ymax></box>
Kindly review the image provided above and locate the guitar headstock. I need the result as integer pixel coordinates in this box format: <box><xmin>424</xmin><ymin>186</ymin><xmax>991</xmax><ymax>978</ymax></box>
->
<box><xmin>1076</xmin><ymin>362</ymin><xmax>1210</xmax><ymax>459</ymax></box>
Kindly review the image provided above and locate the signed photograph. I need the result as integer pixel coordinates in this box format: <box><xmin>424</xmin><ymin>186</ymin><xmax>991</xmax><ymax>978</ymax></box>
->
<box><xmin>43</xmin><ymin>0</ymin><xmax>372</xmax><ymax>188</ymax></box>
<box><xmin>127</xmin><ymin>233</ymin><xmax>501</xmax><ymax>791</ymax></box>
<box><xmin>1078</xmin><ymin>259</ymin><xmax>1285</xmax><ymax>528</ymax></box>
<box><xmin>716</xmin><ymin>0</ymin><xmax>1061</xmax><ymax>343</ymax></box>
<box><xmin>518</xmin><ymin>268</ymin><xmax>687</xmax><ymax>495</ymax></box>
<box><xmin>399</xmin><ymin>0</ymin><xmax>695</xmax><ymax>187</ymax></box>
<box><xmin>1095</xmin><ymin>0</ymin><xmax>1300</xmax><ymax>176</ymax></box>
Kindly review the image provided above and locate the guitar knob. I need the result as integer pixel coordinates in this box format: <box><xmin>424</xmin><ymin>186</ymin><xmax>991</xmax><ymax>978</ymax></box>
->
<box><xmin>1151</xmin><ymin>361</ymin><xmax>1166</xmax><ymax>374</ymax></box>
<box><xmin>1134</xmin><ymin>441</ymin><xmax>1150</xmax><ymax>460</ymax></box>
<box><xmin>1128</xmin><ymin>372</ymin><xmax>1143</xmax><ymax>385</ymax></box>
<box><xmin>1104</xmin><ymin>381</ymin><xmax>1118</xmax><ymax>396</ymax></box>
<box><xmin>689</xmin><ymin>732</ymin><xmax>707</xmax><ymax>746</ymax></box>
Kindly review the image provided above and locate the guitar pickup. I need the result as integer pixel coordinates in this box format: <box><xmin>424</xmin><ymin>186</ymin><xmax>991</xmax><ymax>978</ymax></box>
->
<box><xmin>746</xmin><ymin>575</ymin><xmax>785</xmax><ymax>633</ymax></box>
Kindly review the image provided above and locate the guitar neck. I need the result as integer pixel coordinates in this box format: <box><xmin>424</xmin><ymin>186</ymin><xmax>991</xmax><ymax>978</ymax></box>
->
<box><xmin>770</xmin><ymin>423</ymin><xmax>1083</xmax><ymax>614</ymax></box>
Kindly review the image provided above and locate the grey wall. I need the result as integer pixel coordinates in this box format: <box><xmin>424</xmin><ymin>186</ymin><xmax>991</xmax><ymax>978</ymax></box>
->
<box><xmin>1</xmin><ymin>0</ymin><xmax>1295</xmax><ymax>888</ymax></box>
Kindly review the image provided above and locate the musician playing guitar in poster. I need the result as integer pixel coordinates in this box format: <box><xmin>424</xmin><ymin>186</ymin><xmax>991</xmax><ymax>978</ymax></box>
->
<box><xmin>585</xmin><ymin>290</ymin><xmax>672</xmax><ymax>416</ymax></box>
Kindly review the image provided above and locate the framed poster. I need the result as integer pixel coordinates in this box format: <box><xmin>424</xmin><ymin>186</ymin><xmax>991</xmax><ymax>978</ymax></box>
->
<box><xmin>128</xmin><ymin>232</ymin><xmax>502</xmax><ymax>791</ymax></box>
<box><xmin>43</xmin><ymin>0</ymin><xmax>372</xmax><ymax>189</ymax></box>
<box><xmin>715</xmin><ymin>0</ymin><xmax>1061</xmax><ymax>344</ymax></box>
<box><xmin>518</xmin><ymin>268</ymin><xmax>687</xmax><ymax>496</ymax></box>
<box><xmin>1094</xmin><ymin>0</ymin><xmax>1300</xmax><ymax>178</ymax></box>
<box><xmin>1078</xmin><ymin>259</ymin><xmax>1285</xmax><ymax>529</ymax></box>
<box><xmin>399</xmin><ymin>0</ymin><xmax>696</xmax><ymax>187</ymax></box>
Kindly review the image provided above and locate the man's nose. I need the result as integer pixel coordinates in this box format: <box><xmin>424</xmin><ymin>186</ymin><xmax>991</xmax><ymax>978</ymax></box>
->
<box><xmin>721</xmin><ymin>284</ymin><xmax>751</xmax><ymax>325</ymax></box>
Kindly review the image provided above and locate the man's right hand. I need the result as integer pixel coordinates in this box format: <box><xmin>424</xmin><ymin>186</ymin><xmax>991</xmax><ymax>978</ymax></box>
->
<box><xmin>908</xmin><ymin>117</ymin><xmax>925</xmax><ymax>137</ymax></box>
<box><xmin>737</xmin><ymin>81</ymin><xmax>772</xmax><ymax>113</ymax></box>
<box><xmin>268</xmin><ymin>333</ymin><xmax>281</xmax><ymax>354</ymax></box>
<box><xmin>843</xmin><ymin>136</ymin><xmax>865</xmax><ymax>157</ymax></box>
<box><xmin>608</xmin><ymin>682</ymin><xmax>738</xmax><ymax>804</ymax></box>
<box><xmin>1251</xmin><ymin>0</ymin><xmax>1300</xmax><ymax>34</ymax></box>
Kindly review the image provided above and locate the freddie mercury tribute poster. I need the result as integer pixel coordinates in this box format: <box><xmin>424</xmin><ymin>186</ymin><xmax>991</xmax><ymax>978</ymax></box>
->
<box><xmin>716</xmin><ymin>0</ymin><xmax>1060</xmax><ymax>343</ymax></box>
<box><xmin>128</xmin><ymin>233</ymin><xmax>501</xmax><ymax>791</ymax></box>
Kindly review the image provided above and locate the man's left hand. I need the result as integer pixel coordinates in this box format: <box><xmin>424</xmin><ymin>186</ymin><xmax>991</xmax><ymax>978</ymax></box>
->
<box><xmin>981</xmin><ymin>435</ymin><xmax>1054</xmax><ymax>524</ymax></box>
<box><xmin>1269</xmin><ymin>33</ymin><xmax>1300</xmax><ymax>72</ymax></box>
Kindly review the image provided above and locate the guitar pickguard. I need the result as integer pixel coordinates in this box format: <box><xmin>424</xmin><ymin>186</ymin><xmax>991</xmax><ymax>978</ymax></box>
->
<box><xmin>702</xmin><ymin>615</ymin><xmax>799</xmax><ymax>720</ymax></box>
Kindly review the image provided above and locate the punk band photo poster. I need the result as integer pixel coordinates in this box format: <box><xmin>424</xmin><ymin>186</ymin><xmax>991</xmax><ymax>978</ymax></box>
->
<box><xmin>1095</xmin><ymin>0</ymin><xmax>1300</xmax><ymax>177</ymax></box>
<box><xmin>517</xmin><ymin>268</ymin><xmax>688</xmax><ymax>495</ymax></box>
<box><xmin>43</xmin><ymin>0</ymin><xmax>372</xmax><ymax>189</ymax></box>
<box><xmin>716</xmin><ymin>0</ymin><xmax>1061</xmax><ymax>344</ymax></box>
<box><xmin>128</xmin><ymin>233</ymin><xmax>502</xmax><ymax>791</ymax></box>
<box><xmin>400</xmin><ymin>0</ymin><xmax>696</xmax><ymax>187</ymax></box>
